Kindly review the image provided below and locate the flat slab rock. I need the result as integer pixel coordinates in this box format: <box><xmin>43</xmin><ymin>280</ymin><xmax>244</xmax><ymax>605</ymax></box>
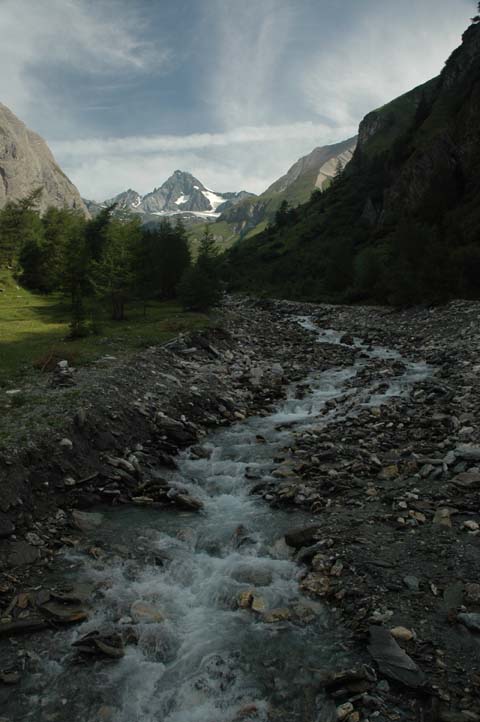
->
<box><xmin>284</xmin><ymin>525</ymin><xmax>322</xmax><ymax>548</ymax></box>
<box><xmin>368</xmin><ymin>626</ymin><xmax>426</xmax><ymax>688</ymax></box>
<box><xmin>8</xmin><ymin>541</ymin><xmax>40</xmax><ymax>567</ymax></box>
<box><xmin>0</xmin><ymin>512</ymin><xmax>15</xmax><ymax>538</ymax></box>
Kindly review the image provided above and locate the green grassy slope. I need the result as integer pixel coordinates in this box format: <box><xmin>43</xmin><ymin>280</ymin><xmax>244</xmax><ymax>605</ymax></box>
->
<box><xmin>0</xmin><ymin>269</ymin><xmax>208</xmax><ymax>386</ymax></box>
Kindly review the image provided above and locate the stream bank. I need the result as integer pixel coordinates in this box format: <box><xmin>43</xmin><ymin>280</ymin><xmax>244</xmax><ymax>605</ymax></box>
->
<box><xmin>1</xmin><ymin>297</ymin><xmax>480</xmax><ymax>721</ymax></box>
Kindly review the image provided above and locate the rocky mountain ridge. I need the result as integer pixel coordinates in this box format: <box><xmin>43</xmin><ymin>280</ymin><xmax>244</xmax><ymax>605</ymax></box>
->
<box><xmin>88</xmin><ymin>170</ymin><xmax>255</xmax><ymax>223</ymax></box>
<box><xmin>0</xmin><ymin>103</ymin><xmax>89</xmax><ymax>216</ymax></box>
<box><xmin>193</xmin><ymin>136</ymin><xmax>357</xmax><ymax>248</ymax></box>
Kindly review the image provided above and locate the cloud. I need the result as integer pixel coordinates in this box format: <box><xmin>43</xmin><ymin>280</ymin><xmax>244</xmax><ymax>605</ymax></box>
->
<box><xmin>51</xmin><ymin>122</ymin><xmax>356</xmax><ymax>157</ymax></box>
<box><xmin>301</xmin><ymin>1</ymin><xmax>473</xmax><ymax>127</ymax></box>
<box><xmin>52</xmin><ymin>122</ymin><xmax>358</xmax><ymax>200</ymax></box>
<box><xmin>208</xmin><ymin>0</ymin><xmax>294</xmax><ymax>128</ymax></box>
<box><xmin>0</xmin><ymin>0</ymin><xmax>170</xmax><ymax>126</ymax></box>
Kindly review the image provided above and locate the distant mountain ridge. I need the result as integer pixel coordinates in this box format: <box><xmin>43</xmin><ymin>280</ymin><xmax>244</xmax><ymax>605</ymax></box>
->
<box><xmin>0</xmin><ymin>102</ymin><xmax>88</xmax><ymax>216</ymax></box>
<box><xmin>86</xmin><ymin>171</ymin><xmax>255</xmax><ymax>223</ymax></box>
<box><xmin>190</xmin><ymin>136</ymin><xmax>357</xmax><ymax>248</ymax></box>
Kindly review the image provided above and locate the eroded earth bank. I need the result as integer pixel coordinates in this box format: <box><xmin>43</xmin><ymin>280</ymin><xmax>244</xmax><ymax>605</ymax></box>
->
<box><xmin>1</xmin><ymin>297</ymin><xmax>480</xmax><ymax>722</ymax></box>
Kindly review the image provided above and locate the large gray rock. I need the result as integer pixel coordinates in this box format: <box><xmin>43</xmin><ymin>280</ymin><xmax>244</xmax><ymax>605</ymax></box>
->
<box><xmin>0</xmin><ymin>103</ymin><xmax>89</xmax><ymax>216</ymax></box>
<box><xmin>285</xmin><ymin>525</ymin><xmax>322</xmax><ymax>549</ymax></box>
<box><xmin>8</xmin><ymin>541</ymin><xmax>40</xmax><ymax>566</ymax></box>
<box><xmin>368</xmin><ymin>626</ymin><xmax>426</xmax><ymax>688</ymax></box>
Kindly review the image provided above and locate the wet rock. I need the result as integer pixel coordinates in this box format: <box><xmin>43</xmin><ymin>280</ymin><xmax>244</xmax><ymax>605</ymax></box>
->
<box><xmin>455</xmin><ymin>445</ymin><xmax>480</xmax><ymax>461</ymax></box>
<box><xmin>465</xmin><ymin>583</ymin><xmax>480</xmax><ymax>603</ymax></box>
<box><xmin>72</xmin><ymin>630</ymin><xmax>124</xmax><ymax>659</ymax></box>
<box><xmin>457</xmin><ymin>613</ymin><xmax>480</xmax><ymax>633</ymax></box>
<box><xmin>0</xmin><ymin>616</ymin><xmax>48</xmax><ymax>637</ymax></box>
<box><xmin>368</xmin><ymin>627</ymin><xmax>426</xmax><ymax>688</ymax></box>
<box><xmin>336</xmin><ymin>702</ymin><xmax>354</xmax><ymax>720</ymax></box>
<box><xmin>174</xmin><ymin>493</ymin><xmax>204</xmax><ymax>511</ymax></box>
<box><xmin>0</xmin><ymin>668</ymin><xmax>20</xmax><ymax>685</ymax></box>
<box><xmin>262</xmin><ymin>608</ymin><xmax>291</xmax><ymax>623</ymax></box>
<box><xmin>452</xmin><ymin>471</ymin><xmax>480</xmax><ymax>489</ymax></box>
<box><xmin>8</xmin><ymin>541</ymin><xmax>40</xmax><ymax>566</ymax></box>
<box><xmin>72</xmin><ymin>510</ymin><xmax>104</xmax><ymax>531</ymax></box>
<box><xmin>232</xmin><ymin>566</ymin><xmax>273</xmax><ymax>586</ymax></box>
<box><xmin>0</xmin><ymin>513</ymin><xmax>14</xmax><ymax>538</ymax></box>
<box><xmin>300</xmin><ymin>573</ymin><xmax>331</xmax><ymax>597</ymax></box>
<box><xmin>39</xmin><ymin>600</ymin><xmax>88</xmax><ymax>624</ymax></box>
<box><xmin>390</xmin><ymin>626</ymin><xmax>414</xmax><ymax>642</ymax></box>
<box><xmin>463</xmin><ymin>520</ymin><xmax>479</xmax><ymax>531</ymax></box>
<box><xmin>130</xmin><ymin>600</ymin><xmax>164</xmax><ymax>623</ymax></box>
<box><xmin>190</xmin><ymin>445</ymin><xmax>212</xmax><ymax>460</ymax></box>
<box><xmin>403</xmin><ymin>575</ymin><xmax>420</xmax><ymax>592</ymax></box>
<box><xmin>285</xmin><ymin>525</ymin><xmax>322</xmax><ymax>548</ymax></box>
<box><xmin>433</xmin><ymin>508</ymin><xmax>452</xmax><ymax>528</ymax></box>
<box><xmin>237</xmin><ymin>590</ymin><xmax>254</xmax><ymax>609</ymax></box>
<box><xmin>251</xmin><ymin>595</ymin><xmax>266</xmax><ymax>613</ymax></box>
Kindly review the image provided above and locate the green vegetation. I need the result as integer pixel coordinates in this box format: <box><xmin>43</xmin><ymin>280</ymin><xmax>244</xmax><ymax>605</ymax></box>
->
<box><xmin>227</xmin><ymin>21</ymin><xmax>480</xmax><ymax>306</ymax></box>
<box><xmin>0</xmin><ymin>194</ymin><xmax>219</xmax><ymax>384</ymax></box>
<box><xmin>0</xmin><ymin>267</ymin><xmax>207</xmax><ymax>386</ymax></box>
<box><xmin>178</xmin><ymin>226</ymin><xmax>223</xmax><ymax>311</ymax></box>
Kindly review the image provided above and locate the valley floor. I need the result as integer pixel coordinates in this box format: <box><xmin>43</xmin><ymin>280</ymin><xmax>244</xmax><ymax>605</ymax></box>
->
<box><xmin>0</xmin><ymin>296</ymin><xmax>479</xmax><ymax>721</ymax></box>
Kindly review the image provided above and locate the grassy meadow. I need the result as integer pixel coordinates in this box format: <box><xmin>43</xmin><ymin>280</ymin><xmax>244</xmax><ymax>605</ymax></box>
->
<box><xmin>0</xmin><ymin>269</ymin><xmax>208</xmax><ymax>387</ymax></box>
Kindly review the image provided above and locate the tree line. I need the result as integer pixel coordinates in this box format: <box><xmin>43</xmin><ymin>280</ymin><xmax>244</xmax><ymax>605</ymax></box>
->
<box><xmin>0</xmin><ymin>189</ymin><xmax>222</xmax><ymax>336</ymax></box>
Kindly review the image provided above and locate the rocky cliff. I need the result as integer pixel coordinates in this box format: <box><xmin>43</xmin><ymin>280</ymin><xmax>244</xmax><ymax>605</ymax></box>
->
<box><xmin>0</xmin><ymin>103</ymin><xmax>89</xmax><ymax>216</ymax></box>
<box><xmin>228</xmin><ymin>19</ymin><xmax>480</xmax><ymax>304</ymax></box>
<box><xmin>198</xmin><ymin>137</ymin><xmax>357</xmax><ymax>248</ymax></box>
<box><xmin>92</xmin><ymin>171</ymin><xmax>254</xmax><ymax>222</ymax></box>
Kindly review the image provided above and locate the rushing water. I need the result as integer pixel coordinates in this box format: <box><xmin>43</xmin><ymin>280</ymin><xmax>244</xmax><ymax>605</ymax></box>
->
<box><xmin>1</xmin><ymin>320</ymin><xmax>430</xmax><ymax>722</ymax></box>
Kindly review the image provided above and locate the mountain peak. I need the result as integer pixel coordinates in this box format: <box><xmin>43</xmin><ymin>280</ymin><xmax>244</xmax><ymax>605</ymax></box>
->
<box><xmin>96</xmin><ymin>171</ymin><xmax>255</xmax><ymax>221</ymax></box>
<box><xmin>0</xmin><ymin>102</ymin><xmax>89</xmax><ymax>216</ymax></box>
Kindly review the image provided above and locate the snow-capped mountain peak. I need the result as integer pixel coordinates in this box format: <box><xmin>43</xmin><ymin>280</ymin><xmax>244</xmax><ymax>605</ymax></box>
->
<box><xmin>98</xmin><ymin>171</ymin><xmax>255</xmax><ymax>220</ymax></box>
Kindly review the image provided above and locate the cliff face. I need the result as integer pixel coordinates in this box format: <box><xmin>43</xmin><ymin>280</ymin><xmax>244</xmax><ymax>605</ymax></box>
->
<box><xmin>228</xmin><ymin>20</ymin><xmax>480</xmax><ymax>304</ymax></box>
<box><xmin>0</xmin><ymin>103</ymin><xmax>89</xmax><ymax>216</ymax></box>
<box><xmin>209</xmin><ymin>136</ymin><xmax>357</xmax><ymax>244</ymax></box>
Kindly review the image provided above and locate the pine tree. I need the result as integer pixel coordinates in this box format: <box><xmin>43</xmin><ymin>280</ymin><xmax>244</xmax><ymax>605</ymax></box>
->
<box><xmin>178</xmin><ymin>225</ymin><xmax>222</xmax><ymax>311</ymax></box>
<box><xmin>90</xmin><ymin>217</ymin><xmax>141</xmax><ymax>321</ymax></box>
<box><xmin>0</xmin><ymin>188</ymin><xmax>43</xmax><ymax>266</ymax></box>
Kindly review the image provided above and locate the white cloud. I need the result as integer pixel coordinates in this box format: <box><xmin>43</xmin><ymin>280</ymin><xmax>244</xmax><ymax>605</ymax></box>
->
<box><xmin>208</xmin><ymin>0</ymin><xmax>294</xmax><ymax>128</ymax></box>
<box><xmin>52</xmin><ymin>122</ymin><xmax>357</xmax><ymax>199</ymax></box>
<box><xmin>301</xmin><ymin>1</ymin><xmax>473</xmax><ymax>127</ymax></box>
<box><xmin>0</xmin><ymin>0</ymin><xmax>169</xmax><ymax>126</ymax></box>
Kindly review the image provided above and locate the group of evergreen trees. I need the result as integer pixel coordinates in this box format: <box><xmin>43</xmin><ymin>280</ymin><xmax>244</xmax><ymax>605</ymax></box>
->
<box><xmin>0</xmin><ymin>189</ymin><xmax>222</xmax><ymax>336</ymax></box>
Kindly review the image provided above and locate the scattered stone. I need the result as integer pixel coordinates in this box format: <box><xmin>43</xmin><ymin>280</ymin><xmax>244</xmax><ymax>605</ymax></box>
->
<box><xmin>433</xmin><ymin>508</ymin><xmax>452</xmax><ymax>528</ymax></box>
<box><xmin>390</xmin><ymin>626</ymin><xmax>414</xmax><ymax>642</ymax></box>
<box><xmin>457</xmin><ymin>613</ymin><xmax>480</xmax><ymax>633</ymax></box>
<box><xmin>251</xmin><ymin>595</ymin><xmax>266</xmax><ymax>613</ymax></box>
<box><xmin>8</xmin><ymin>541</ymin><xmax>40</xmax><ymax>567</ymax></box>
<box><xmin>284</xmin><ymin>525</ymin><xmax>321</xmax><ymax>548</ymax></box>
<box><xmin>403</xmin><ymin>576</ymin><xmax>420</xmax><ymax>593</ymax></box>
<box><xmin>262</xmin><ymin>608</ymin><xmax>291</xmax><ymax>623</ymax></box>
<box><xmin>72</xmin><ymin>510</ymin><xmax>104</xmax><ymax>532</ymax></box>
<box><xmin>72</xmin><ymin>630</ymin><xmax>124</xmax><ymax>659</ymax></box>
<box><xmin>0</xmin><ymin>513</ymin><xmax>15</xmax><ymax>538</ymax></box>
<box><xmin>336</xmin><ymin>702</ymin><xmax>354</xmax><ymax>720</ymax></box>
<box><xmin>368</xmin><ymin>626</ymin><xmax>426</xmax><ymax>688</ymax></box>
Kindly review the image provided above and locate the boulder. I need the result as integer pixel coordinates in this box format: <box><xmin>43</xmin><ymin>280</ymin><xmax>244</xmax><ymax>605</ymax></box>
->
<box><xmin>285</xmin><ymin>525</ymin><xmax>322</xmax><ymax>548</ymax></box>
<box><xmin>368</xmin><ymin>627</ymin><xmax>426</xmax><ymax>688</ymax></box>
<box><xmin>72</xmin><ymin>510</ymin><xmax>104</xmax><ymax>532</ymax></box>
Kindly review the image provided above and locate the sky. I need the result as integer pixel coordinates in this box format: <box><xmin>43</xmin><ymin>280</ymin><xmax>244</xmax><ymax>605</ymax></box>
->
<box><xmin>0</xmin><ymin>0</ymin><xmax>474</xmax><ymax>200</ymax></box>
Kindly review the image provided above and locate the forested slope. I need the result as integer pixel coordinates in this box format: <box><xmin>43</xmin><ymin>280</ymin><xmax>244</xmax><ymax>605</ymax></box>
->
<box><xmin>228</xmin><ymin>21</ymin><xmax>480</xmax><ymax>305</ymax></box>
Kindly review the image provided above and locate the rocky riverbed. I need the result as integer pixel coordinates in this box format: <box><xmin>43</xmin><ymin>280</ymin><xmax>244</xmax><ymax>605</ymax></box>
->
<box><xmin>1</xmin><ymin>297</ymin><xmax>480</xmax><ymax>721</ymax></box>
